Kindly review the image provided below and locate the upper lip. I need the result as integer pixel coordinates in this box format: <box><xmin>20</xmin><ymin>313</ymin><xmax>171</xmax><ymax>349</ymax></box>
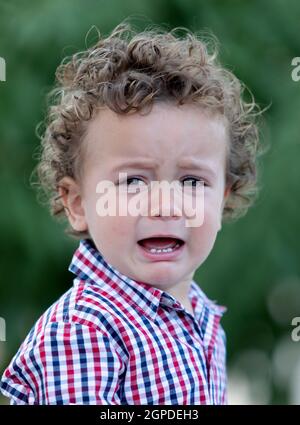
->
<box><xmin>138</xmin><ymin>234</ymin><xmax>185</xmax><ymax>243</ymax></box>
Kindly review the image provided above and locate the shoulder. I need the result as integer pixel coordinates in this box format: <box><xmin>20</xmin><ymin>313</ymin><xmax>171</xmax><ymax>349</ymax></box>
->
<box><xmin>19</xmin><ymin>277</ymin><xmax>125</xmax><ymax>346</ymax></box>
<box><xmin>0</xmin><ymin>319</ymin><xmax>126</xmax><ymax>404</ymax></box>
<box><xmin>190</xmin><ymin>280</ymin><xmax>227</xmax><ymax>353</ymax></box>
<box><xmin>191</xmin><ymin>280</ymin><xmax>227</xmax><ymax>316</ymax></box>
<box><xmin>10</xmin><ymin>275</ymin><xmax>129</xmax><ymax>355</ymax></box>
<box><xmin>0</xmin><ymin>301</ymin><xmax>126</xmax><ymax>404</ymax></box>
<box><xmin>0</xmin><ymin>278</ymin><xmax>128</xmax><ymax>400</ymax></box>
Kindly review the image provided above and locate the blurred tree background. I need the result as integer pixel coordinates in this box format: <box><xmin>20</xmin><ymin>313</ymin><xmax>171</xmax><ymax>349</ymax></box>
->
<box><xmin>0</xmin><ymin>0</ymin><xmax>300</xmax><ymax>405</ymax></box>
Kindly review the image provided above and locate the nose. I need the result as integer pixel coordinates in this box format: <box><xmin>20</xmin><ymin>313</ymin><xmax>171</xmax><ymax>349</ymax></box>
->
<box><xmin>148</xmin><ymin>181</ymin><xmax>183</xmax><ymax>220</ymax></box>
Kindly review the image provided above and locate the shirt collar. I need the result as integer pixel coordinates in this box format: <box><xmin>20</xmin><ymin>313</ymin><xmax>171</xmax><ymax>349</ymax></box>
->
<box><xmin>68</xmin><ymin>238</ymin><xmax>227</xmax><ymax>325</ymax></box>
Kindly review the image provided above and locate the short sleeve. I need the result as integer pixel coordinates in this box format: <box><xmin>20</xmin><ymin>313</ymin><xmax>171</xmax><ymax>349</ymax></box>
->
<box><xmin>0</xmin><ymin>322</ymin><xmax>126</xmax><ymax>405</ymax></box>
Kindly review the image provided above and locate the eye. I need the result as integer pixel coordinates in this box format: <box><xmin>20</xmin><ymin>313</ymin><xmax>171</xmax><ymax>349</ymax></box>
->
<box><xmin>127</xmin><ymin>177</ymin><xmax>147</xmax><ymax>186</ymax></box>
<box><xmin>118</xmin><ymin>176</ymin><xmax>148</xmax><ymax>192</ymax></box>
<box><xmin>181</xmin><ymin>176</ymin><xmax>208</xmax><ymax>188</ymax></box>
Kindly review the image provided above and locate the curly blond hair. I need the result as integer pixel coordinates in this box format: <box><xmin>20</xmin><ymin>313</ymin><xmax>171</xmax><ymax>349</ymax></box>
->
<box><xmin>32</xmin><ymin>21</ymin><xmax>266</xmax><ymax>239</ymax></box>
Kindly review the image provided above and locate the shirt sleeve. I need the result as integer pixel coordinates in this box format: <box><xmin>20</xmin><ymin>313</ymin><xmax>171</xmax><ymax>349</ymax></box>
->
<box><xmin>0</xmin><ymin>322</ymin><xmax>126</xmax><ymax>405</ymax></box>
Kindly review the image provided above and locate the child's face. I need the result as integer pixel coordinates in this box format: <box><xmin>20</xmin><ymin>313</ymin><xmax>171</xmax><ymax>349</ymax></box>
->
<box><xmin>61</xmin><ymin>102</ymin><xmax>230</xmax><ymax>297</ymax></box>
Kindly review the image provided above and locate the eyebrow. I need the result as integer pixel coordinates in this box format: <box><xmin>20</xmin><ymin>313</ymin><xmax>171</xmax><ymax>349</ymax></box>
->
<box><xmin>179</xmin><ymin>159</ymin><xmax>218</xmax><ymax>179</ymax></box>
<box><xmin>112</xmin><ymin>158</ymin><xmax>217</xmax><ymax>178</ymax></box>
<box><xmin>112</xmin><ymin>159</ymin><xmax>159</xmax><ymax>171</ymax></box>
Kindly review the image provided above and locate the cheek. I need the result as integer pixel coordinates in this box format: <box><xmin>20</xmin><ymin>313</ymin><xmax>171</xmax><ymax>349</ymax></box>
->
<box><xmin>189</xmin><ymin>196</ymin><xmax>223</xmax><ymax>250</ymax></box>
<box><xmin>204</xmin><ymin>189</ymin><xmax>224</xmax><ymax>223</ymax></box>
<box><xmin>85</xmin><ymin>187</ymin><xmax>131</xmax><ymax>231</ymax></box>
<box><xmin>188</xmin><ymin>219</ymin><xmax>219</xmax><ymax>267</ymax></box>
<box><xmin>192</xmin><ymin>219</ymin><xmax>218</xmax><ymax>246</ymax></box>
<box><xmin>88</xmin><ymin>197</ymin><xmax>137</xmax><ymax>243</ymax></box>
<box><xmin>109</xmin><ymin>216</ymin><xmax>135</xmax><ymax>239</ymax></box>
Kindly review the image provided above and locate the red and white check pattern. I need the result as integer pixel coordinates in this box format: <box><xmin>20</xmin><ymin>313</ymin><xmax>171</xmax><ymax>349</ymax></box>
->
<box><xmin>0</xmin><ymin>238</ymin><xmax>228</xmax><ymax>404</ymax></box>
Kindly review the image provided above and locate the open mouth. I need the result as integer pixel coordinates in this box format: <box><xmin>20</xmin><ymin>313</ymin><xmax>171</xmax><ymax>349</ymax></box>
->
<box><xmin>137</xmin><ymin>237</ymin><xmax>185</xmax><ymax>254</ymax></box>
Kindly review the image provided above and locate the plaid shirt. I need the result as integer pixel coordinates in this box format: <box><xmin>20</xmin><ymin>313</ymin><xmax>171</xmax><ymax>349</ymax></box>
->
<box><xmin>0</xmin><ymin>238</ymin><xmax>228</xmax><ymax>405</ymax></box>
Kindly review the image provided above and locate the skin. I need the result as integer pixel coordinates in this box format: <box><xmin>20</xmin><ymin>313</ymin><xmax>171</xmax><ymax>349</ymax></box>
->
<box><xmin>59</xmin><ymin>102</ymin><xmax>231</xmax><ymax>315</ymax></box>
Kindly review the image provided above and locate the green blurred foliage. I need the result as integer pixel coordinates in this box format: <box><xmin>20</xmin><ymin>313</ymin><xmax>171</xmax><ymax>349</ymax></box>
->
<box><xmin>0</xmin><ymin>0</ymin><xmax>300</xmax><ymax>405</ymax></box>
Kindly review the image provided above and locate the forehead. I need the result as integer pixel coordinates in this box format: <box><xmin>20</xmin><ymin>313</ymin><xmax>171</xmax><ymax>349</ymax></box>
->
<box><xmin>83</xmin><ymin>102</ymin><xmax>229</xmax><ymax>169</ymax></box>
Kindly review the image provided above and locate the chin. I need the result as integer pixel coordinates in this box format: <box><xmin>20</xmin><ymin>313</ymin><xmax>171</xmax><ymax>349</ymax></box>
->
<box><xmin>142</xmin><ymin>267</ymin><xmax>181</xmax><ymax>288</ymax></box>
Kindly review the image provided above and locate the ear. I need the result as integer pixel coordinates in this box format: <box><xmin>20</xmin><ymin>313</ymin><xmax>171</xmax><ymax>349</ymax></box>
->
<box><xmin>224</xmin><ymin>186</ymin><xmax>231</xmax><ymax>200</ymax></box>
<box><xmin>58</xmin><ymin>176</ymin><xmax>88</xmax><ymax>232</ymax></box>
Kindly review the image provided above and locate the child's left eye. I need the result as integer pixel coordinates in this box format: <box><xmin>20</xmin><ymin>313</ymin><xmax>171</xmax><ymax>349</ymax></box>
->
<box><xmin>181</xmin><ymin>177</ymin><xmax>207</xmax><ymax>187</ymax></box>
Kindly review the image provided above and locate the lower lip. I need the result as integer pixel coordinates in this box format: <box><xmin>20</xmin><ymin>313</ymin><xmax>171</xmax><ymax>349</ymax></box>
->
<box><xmin>137</xmin><ymin>242</ymin><xmax>185</xmax><ymax>261</ymax></box>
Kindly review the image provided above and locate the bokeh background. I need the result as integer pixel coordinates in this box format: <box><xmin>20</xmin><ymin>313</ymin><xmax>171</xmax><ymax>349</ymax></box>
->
<box><xmin>1</xmin><ymin>0</ymin><xmax>300</xmax><ymax>405</ymax></box>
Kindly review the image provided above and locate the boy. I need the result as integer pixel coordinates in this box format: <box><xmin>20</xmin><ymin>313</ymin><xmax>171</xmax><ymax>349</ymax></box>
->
<box><xmin>0</xmin><ymin>21</ymin><xmax>261</xmax><ymax>404</ymax></box>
